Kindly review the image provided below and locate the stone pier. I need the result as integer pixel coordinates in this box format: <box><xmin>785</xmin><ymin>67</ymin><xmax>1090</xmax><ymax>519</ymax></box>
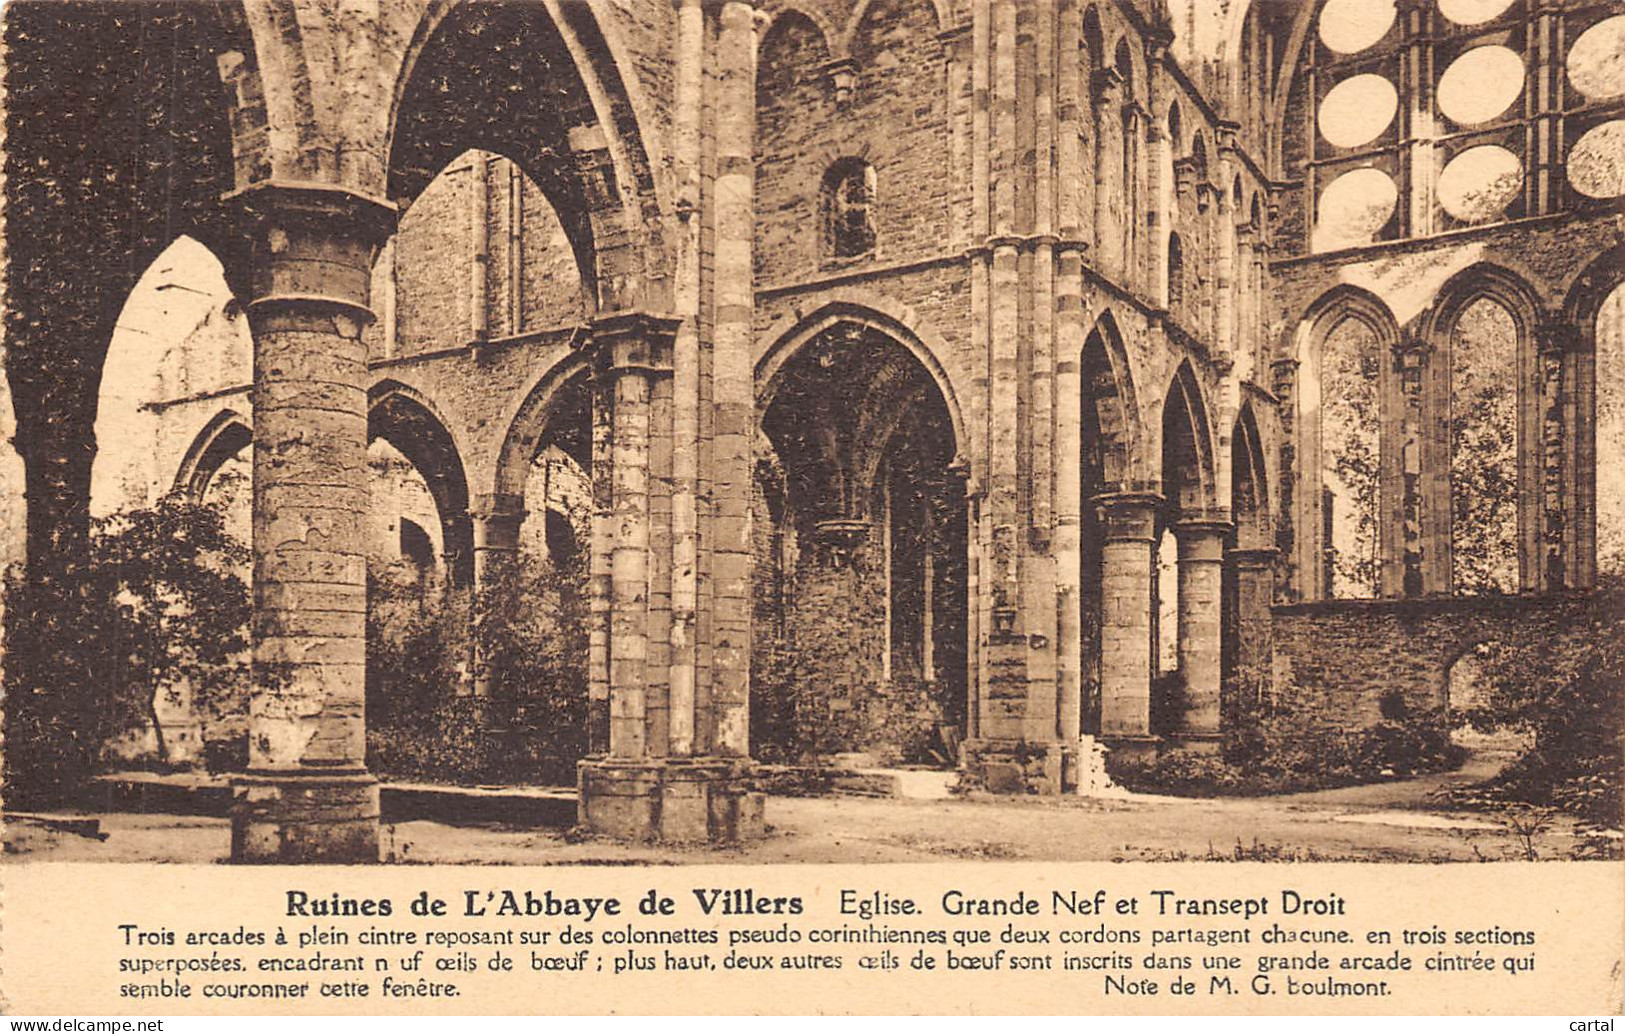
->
<box><xmin>231</xmin><ymin>183</ymin><xmax>395</xmax><ymax>864</ymax></box>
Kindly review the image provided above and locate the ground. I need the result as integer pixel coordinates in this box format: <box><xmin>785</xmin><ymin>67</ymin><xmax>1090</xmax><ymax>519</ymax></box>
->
<box><xmin>4</xmin><ymin>741</ymin><xmax>1607</xmax><ymax>865</ymax></box>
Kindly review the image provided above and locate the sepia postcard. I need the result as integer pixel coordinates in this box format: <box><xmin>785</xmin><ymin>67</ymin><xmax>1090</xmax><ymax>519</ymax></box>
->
<box><xmin>0</xmin><ymin>0</ymin><xmax>1621</xmax><ymax>1017</ymax></box>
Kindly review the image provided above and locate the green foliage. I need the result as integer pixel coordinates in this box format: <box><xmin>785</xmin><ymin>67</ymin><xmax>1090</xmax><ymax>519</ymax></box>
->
<box><xmin>1456</xmin><ymin>580</ymin><xmax>1625</xmax><ymax>829</ymax></box>
<box><xmin>1322</xmin><ymin>320</ymin><xmax>1381</xmax><ymax>597</ymax></box>
<box><xmin>1450</xmin><ymin>300</ymin><xmax>1520</xmax><ymax>594</ymax></box>
<box><xmin>365</xmin><ymin>551</ymin><xmax>588</xmax><ymax>785</ymax></box>
<box><xmin>88</xmin><ymin>495</ymin><xmax>253</xmax><ymax>764</ymax></box>
<box><xmin>1110</xmin><ymin>675</ymin><xmax>1465</xmax><ymax>797</ymax></box>
<box><xmin>3</xmin><ymin>494</ymin><xmax>252</xmax><ymax>801</ymax></box>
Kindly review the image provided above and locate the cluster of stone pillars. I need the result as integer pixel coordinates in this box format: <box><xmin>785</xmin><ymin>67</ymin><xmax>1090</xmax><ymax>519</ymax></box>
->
<box><xmin>230</xmin><ymin>0</ymin><xmax>768</xmax><ymax>862</ymax></box>
<box><xmin>1095</xmin><ymin>497</ymin><xmax>1248</xmax><ymax>747</ymax></box>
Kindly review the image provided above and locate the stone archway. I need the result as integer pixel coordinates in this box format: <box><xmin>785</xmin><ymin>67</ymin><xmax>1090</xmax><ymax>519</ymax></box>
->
<box><xmin>369</xmin><ymin>384</ymin><xmax>473</xmax><ymax>590</ymax></box>
<box><xmin>1223</xmin><ymin>403</ymin><xmax>1275</xmax><ymax>715</ymax></box>
<box><xmin>755</xmin><ymin>317</ymin><xmax>968</xmax><ymax>766</ymax></box>
<box><xmin>1154</xmin><ymin>360</ymin><xmax>1224</xmax><ymax>742</ymax></box>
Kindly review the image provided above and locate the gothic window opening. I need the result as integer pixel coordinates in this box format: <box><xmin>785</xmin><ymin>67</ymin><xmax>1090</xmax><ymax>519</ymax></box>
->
<box><xmin>1319</xmin><ymin>315</ymin><xmax>1382</xmax><ymax>599</ymax></box>
<box><xmin>758</xmin><ymin>321</ymin><xmax>968</xmax><ymax>760</ymax></box>
<box><xmin>823</xmin><ymin>159</ymin><xmax>877</xmax><ymax>260</ymax></box>
<box><xmin>1449</xmin><ymin>297</ymin><xmax>1520</xmax><ymax>595</ymax></box>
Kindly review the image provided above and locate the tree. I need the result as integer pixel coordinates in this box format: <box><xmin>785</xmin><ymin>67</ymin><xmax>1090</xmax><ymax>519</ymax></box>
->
<box><xmin>87</xmin><ymin>494</ymin><xmax>252</xmax><ymax>766</ymax></box>
<box><xmin>1462</xmin><ymin>579</ymin><xmax>1625</xmax><ymax>829</ymax></box>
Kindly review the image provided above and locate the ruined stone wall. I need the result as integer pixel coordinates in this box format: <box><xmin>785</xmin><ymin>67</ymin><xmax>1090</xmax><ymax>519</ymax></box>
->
<box><xmin>382</xmin><ymin>153</ymin><xmax>586</xmax><ymax>364</ymax></box>
<box><xmin>755</xmin><ymin>0</ymin><xmax>950</xmax><ymax>285</ymax></box>
<box><xmin>1270</xmin><ymin>593</ymin><xmax>1601</xmax><ymax>729</ymax></box>
<box><xmin>1271</xmin><ymin>218</ymin><xmax>1625</xmax><ymax>340</ymax></box>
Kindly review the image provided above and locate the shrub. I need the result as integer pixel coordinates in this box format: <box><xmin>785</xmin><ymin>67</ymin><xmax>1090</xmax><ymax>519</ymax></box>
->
<box><xmin>3</xmin><ymin>496</ymin><xmax>253</xmax><ymax>801</ymax></box>
<box><xmin>365</xmin><ymin>551</ymin><xmax>588</xmax><ymax>785</ymax></box>
<box><xmin>1109</xmin><ymin>671</ymin><xmax>1465</xmax><ymax>797</ymax></box>
<box><xmin>1455</xmin><ymin>580</ymin><xmax>1625</xmax><ymax>829</ymax></box>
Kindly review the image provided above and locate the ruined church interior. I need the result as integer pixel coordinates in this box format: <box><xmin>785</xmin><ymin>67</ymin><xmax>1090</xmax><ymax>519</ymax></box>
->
<box><xmin>1</xmin><ymin>0</ymin><xmax>1621</xmax><ymax>861</ymax></box>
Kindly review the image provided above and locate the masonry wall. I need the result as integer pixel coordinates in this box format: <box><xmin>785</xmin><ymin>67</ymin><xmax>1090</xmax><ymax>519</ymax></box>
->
<box><xmin>755</xmin><ymin>0</ymin><xmax>950</xmax><ymax>286</ymax></box>
<box><xmin>387</xmin><ymin>152</ymin><xmax>586</xmax><ymax>362</ymax></box>
<box><xmin>1270</xmin><ymin>594</ymin><xmax>1602</xmax><ymax>728</ymax></box>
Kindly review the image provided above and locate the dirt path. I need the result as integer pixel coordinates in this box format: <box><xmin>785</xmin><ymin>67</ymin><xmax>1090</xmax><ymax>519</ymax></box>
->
<box><xmin>5</xmin><ymin>745</ymin><xmax>1586</xmax><ymax>865</ymax></box>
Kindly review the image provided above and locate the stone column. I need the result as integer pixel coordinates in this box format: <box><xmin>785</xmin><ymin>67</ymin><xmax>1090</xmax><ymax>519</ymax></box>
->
<box><xmin>1052</xmin><ymin>0</ymin><xmax>1086</xmax><ymax>750</ymax></box>
<box><xmin>1093</xmin><ymin>69</ymin><xmax>1125</xmax><ymax>279</ymax></box>
<box><xmin>1174</xmin><ymin>518</ymin><xmax>1229</xmax><ymax>742</ymax></box>
<box><xmin>470</xmin><ymin>494</ymin><xmax>525</xmax><ymax>589</ymax></box>
<box><xmin>230</xmin><ymin>183</ymin><xmax>394</xmax><ymax>864</ymax></box>
<box><xmin>1214</xmin><ymin>133</ymin><xmax>1238</xmax><ymax>368</ymax></box>
<box><xmin>573</xmin><ymin>327</ymin><xmax>761</xmax><ymax>841</ymax></box>
<box><xmin>1398</xmin><ymin>0</ymin><xmax>1435</xmax><ymax>237</ymax></box>
<box><xmin>1226</xmin><ymin>546</ymin><xmax>1277</xmax><ymax>707</ymax></box>
<box><xmin>708</xmin><ymin>0</ymin><xmax>760</xmax><ymax>760</ymax></box>
<box><xmin>1537</xmin><ymin>322</ymin><xmax>1580</xmax><ymax>590</ymax></box>
<box><xmin>590</xmin><ymin>312</ymin><xmax>671</xmax><ymax>760</ymax></box>
<box><xmin>469</xmin><ymin>493</ymin><xmax>525</xmax><ymax>703</ymax></box>
<box><xmin>467</xmin><ymin>156</ymin><xmax>489</xmax><ymax>344</ymax></box>
<box><xmin>1235</xmin><ymin>226</ymin><xmax>1256</xmax><ymax>375</ymax></box>
<box><xmin>1096</xmin><ymin>492</ymin><xmax>1161</xmax><ymax>741</ymax></box>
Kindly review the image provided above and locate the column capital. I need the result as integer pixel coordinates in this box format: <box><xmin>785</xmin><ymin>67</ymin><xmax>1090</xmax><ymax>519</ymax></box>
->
<box><xmin>470</xmin><ymin>492</ymin><xmax>526</xmax><ymax>522</ymax></box>
<box><xmin>225</xmin><ymin>181</ymin><xmax>398</xmax><ymax>323</ymax></box>
<box><xmin>1093</xmin><ymin>491</ymin><xmax>1164</xmax><ymax>542</ymax></box>
<box><xmin>585</xmin><ymin>310</ymin><xmax>683</xmax><ymax>376</ymax></box>
<box><xmin>821</xmin><ymin>57</ymin><xmax>859</xmax><ymax>106</ymax></box>
<box><xmin>1173</xmin><ymin>155</ymin><xmax>1198</xmax><ymax>194</ymax></box>
<box><xmin>809</xmin><ymin>518</ymin><xmax>871</xmax><ymax>569</ymax></box>
<box><xmin>1392</xmin><ymin>335</ymin><xmax>1432</xmax><ymax>369</ymax></box>
<box><xmin>1092</xmin><ymin>67</ymin><xmax>1125</xmax><ymax>100</ymax></box>
<box><xmin>1196</xmin><ymin>181</ymin><xmax>1219</xmax><ymax>213</ymax></box>
<box><xmin>1174</xmin><ymin>518</ymin><xmax>1233</xmax><ymax>564</ymax></box>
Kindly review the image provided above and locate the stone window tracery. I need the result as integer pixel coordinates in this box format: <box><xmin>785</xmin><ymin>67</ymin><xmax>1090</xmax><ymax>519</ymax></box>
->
<box><xmin>1302</xmin><ymin>0</ymin><xmax>1625</xmax><ymax>253</ymax></box>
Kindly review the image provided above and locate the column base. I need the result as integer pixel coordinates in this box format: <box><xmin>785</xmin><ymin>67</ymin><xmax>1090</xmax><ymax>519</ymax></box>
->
<box><xmin>1099</xmin><ymin>734</ymin><xmax>1164</xmax><ymax>760</ymax></box>
<box><xmin>230</xmin><ymin>770</ymin><xmax>380</xmax><ymax>864</ymax></box>
<box><xmin>961</xmin><ymin>739</ymin><xmax>1083</xmax><ymax>795</ymax></box>
<box><xmin>1167</xmin><ymin>730</ymin><xmax>1223</xmax><ymax>754</ymax></box>
<box><xmin>577</xmin><ymin>758</ymin><xmax>765</xmax><ymax>843</ymax></box>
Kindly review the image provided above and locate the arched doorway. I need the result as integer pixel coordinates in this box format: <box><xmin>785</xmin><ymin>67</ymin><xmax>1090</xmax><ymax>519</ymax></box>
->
<box><xmin>755</xmin><ymin>318</ymin><xmax>968</xmax><ymax>765</ymax></box>
<box><xmin>368</xmin><ymin>385</ymin><xmax>473</xmax><ymax>590</ymax></box>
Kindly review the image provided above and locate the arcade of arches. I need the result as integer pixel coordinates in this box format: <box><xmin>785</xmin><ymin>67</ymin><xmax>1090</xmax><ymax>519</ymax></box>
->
<box><xmin>3</xmin><ymin>0</ymin><xmax>1621</xmax><ymax>860</ymax></box>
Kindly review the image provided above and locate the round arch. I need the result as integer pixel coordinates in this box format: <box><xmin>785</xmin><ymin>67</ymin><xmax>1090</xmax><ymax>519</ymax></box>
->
<box><xmin>841</xmin><ymin>0</ymin><xmax>949</xmax><ymax>56</ymax></box>
<box><xmin>385</xmin><ymin>0</ymin><xmax>668</xmax><ymax>313</ymax></box>
<box><xmin>492</xmin><ymin>352</ymin><xmax>594</xmax><ymax>503</ymax></box>
<box><xmin>368</xmin><ymin>380</ymin><xmax>473</xmax><ymax>586</ymax></box>
<box><xmin>761</xmin><ymin>1</ymin><xmax>843</xmax><ymax>59</ymax></box>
